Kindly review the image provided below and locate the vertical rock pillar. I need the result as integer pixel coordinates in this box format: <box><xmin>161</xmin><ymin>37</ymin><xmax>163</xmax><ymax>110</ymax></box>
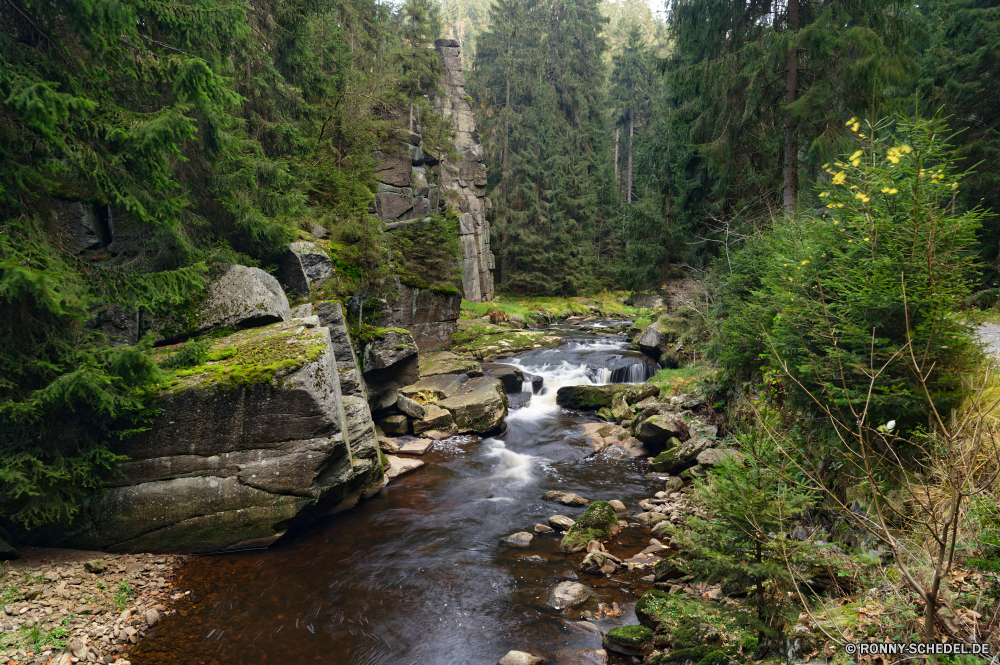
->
<box><xmin>433</xmin><ymin>39</ymin><xmax>495</xmax><ymax>303</ymax></box>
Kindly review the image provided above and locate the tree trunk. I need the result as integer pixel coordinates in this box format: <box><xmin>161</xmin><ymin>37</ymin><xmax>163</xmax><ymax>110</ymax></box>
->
<box><xmin>627</xmin><ymin>112</ymin><xmax>634</xmax><ymax>205</ymax></box>
<box><xmin>614</xmin><ymin>127</ymin><xmax>620</xmax><ymax>203</ymax></box>
<box><xmin>783</xmin><ymin>0</ymin><xmax>799</xmax><ymax>213</ymax></box>
<box><xmin>409</xmin><ymin>92</ymin><xmax>415</xmax><ymax>133</ymax></box>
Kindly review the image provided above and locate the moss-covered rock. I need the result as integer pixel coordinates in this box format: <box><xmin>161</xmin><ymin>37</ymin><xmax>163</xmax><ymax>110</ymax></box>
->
<box><xmin>27</xmin><ymin>317</ymin><xmax>383</xmax><ymax>554</ymax></box>
<box><xmin>451</xmin><ymin>326</ymin><xmax>561</xmax><ymax>360</ymax></box>
<box><xmin>560</xmin><ymin>501</ymin><xmax>621</xmax><ymax>553</ymax></box>
<box><xmin>635</xmin><ymin>589</ymin><xmax>671</xmax><ymax>629</ymax></box>
<box><xmin>603</xmin><ymin>625</ymin><xmax>653</xmax><ymax>657</ymax></box>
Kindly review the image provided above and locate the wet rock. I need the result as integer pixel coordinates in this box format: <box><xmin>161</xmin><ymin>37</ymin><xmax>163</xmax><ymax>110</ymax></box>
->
<box><xmin>506</xmin><ymin>532</ymin><xmax>534</xmax><ymax>546</ymax></box>
<box><xmin>586</xmin><ymin>540</ymin><xmax>605</xmax><ymax>553</ymax></box>
<box><xmin>419</xmin><ymin>351</ymin><xmax>483</xmax><ymax>377</ymax></box>
<box><xmin>534</xmin><ymin>523</ymin><xmax>555</xmax><ymax>534</ymax></box>
<box><xmin>422</xmin><ymin>426</ymin><xmax>458</xmax><ymax>440</ymax></box>
<box><xmin>436</xmin><ymin>376</ymin><xmax>507</xmax><ymax>433</ymax></box>
<box><xmin>634</xmin><ymin>415</ymin><xmax>690</xmax><ymax>446</ymax></box>
<box><xmin>542</xmin><ymin>491</ymin><xmax>590</xmax><ymax>507</ymax></box>
<box><xmin>664</xmin><ymin>476</ymin><xmax>685</xmax><ymax>492</ymax></box>
<box><xmin>498</xmin><ymin>651</ymin><xmax>545</xmax><ymax>665</ymax></box>
<box><xmin>145</xmin><ymin>608</ymin><xmax>160</xmax><ymax>627</ymax></box>
<box><xmin>278</xmin><ymin>241</ymin><xmax>333</xmax><ymax>296</ymax></box>
<box><xmin>549</xmin><ymin>515</ymin><xmax>575</xmax><ymax>531</ymax></box>
<box><xmin>397</xmin><ymin>439</ymin><xmax>434</xmax><ymax>455</ymax></box>
<box><xmin>378</xmin><ymin>436</ymin><xmax>400</xmax><ymax>453</ymax></box>
<box><xmin>482</xmin><ymin>363</ymin><xmax>525</xmax><ymax>393</ymax></box>
<box><xmin>638</xmin><ymin>322</ymin><xmax>676</xmax><ymax>361</ymax></box>
<box><xmin>379</xmin><ymin>415</ymin><xmax>409</xmax><ymax>435</ymax></box>
<box><xmin>603</xmin><ymin>625</ymin><xmax>653</xmax><ymax>657</ymax></box>
<box><xmin>554</xmin><ymin>649</ymin><xmax>607</xmax><ymax>665</ymax></box>
<box><xmin>142</xmin><ymin>264</ymin><xmax>291</xmax><ymax>344</ymax></box>
<box><xmin>385</xmin><ymin>455</ymin><xmax>424</xmax><ymax>480</ymax></box>
<box><xmin>608</xmin><ymin>500</ymin><xmax>627</xmax><ymax>514</ymax></box>
<box><xmin>580</xmin><ymin>551</ymin><xmax>618</xmax><ymax>575</ymax></box>
<box><xmin>549</xmin><ymin>581</ymin><xmax>590</xmax><ymax>609</ymax></box>
<box><xmin>412</xmin><ymin>405</ymin><xmax>456</xmax><ymax>435</ymax></box>
<box><xmin>561</xmin><ymin>502</ymin><xmax>621</xmax><ymax>553</ymax></box>
<box><xmin>562</xmin><ymin>621</ymin><xmax>603</xmax><ymax>638</ymax></box>
<box><xmin>651</xmin><ymin>521</ymin><xmax>672</xmax><ymax>539</ymax></box>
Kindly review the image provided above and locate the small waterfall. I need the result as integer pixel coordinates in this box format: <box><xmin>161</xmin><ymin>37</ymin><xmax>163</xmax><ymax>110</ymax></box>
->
<box><xmin>609</xmin><ymin>356</ymin><xmax>658</xmax><ymax>384</ymax></box>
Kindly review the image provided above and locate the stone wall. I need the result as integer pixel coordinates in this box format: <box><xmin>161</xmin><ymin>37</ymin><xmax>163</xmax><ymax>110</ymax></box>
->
<box><xmin>433</xmin><ymin>38</ymin><xmax>495</xmax><ymax>303</ymax></box>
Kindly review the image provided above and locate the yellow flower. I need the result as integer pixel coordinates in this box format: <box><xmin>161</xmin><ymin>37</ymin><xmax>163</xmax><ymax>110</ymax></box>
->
<box><xmin>865</xmin><ymin>237</ymin><xmax>870</xmax><ymax>241</ymax></box>
<box><xmin>831</xmin><ymin>171</ymin><xmax>846</xmax><ymax>185</ymax></box>
<box><xmin>821</xmin><ymin>253</ymin><xmax>826</xmax><ymax>257</ymax></box>
<box><xmin>887</xmin><ymin>155</ymin><xmax>900</xmax><ymax>164</ymax></box>
<box><xmin>952</xmin><ymin>183</ymin><xmax>958</xmax><ymax>189</ymax></box>
<box><xmin>801</xmin><ymin>260</ymin><xmax>810</xmax><ymax>265</ymax></box>
<box><xmin>818</xmin><ymin>191</ymin><xmax>828</xmax><ymax>198</ymax></box>
<box><xmin>855</xmin><ymin>193</ymin><xmax>870</xmax><ymax>203</ymax></box>
<box><xmin>887</xmin><ymin>188</ymin><xmax>898</xmax><ymax>194</ymax></box>
<box><xmin>899</xmin><ymin>145</ymin><xmax>912</xmax><ymax>154</ymax></box>
<box><xmin>851</xmin><ymin>159</ymin><xmax>861</xmax><ymax>166</ymax></box>
<box><xmin>851</xmin><ymin>122</ymin><xmax>860</xmax><ymax>132</ymax></box>
<box><xmin>833</xmin><ymin>220</ymin><xmax>839</xmax><ymax>224</ymax></box>
<box><xmin>850</xmin><ymin>150</ymin><xmax>863</xmax><ymax>161</ymax></box>
<box><xmin>822</xmin><ymin>163</ymin><xmax>830</xmax><ymax>168</ymax></box>
<box><xmin>846</xmin><ymin>117</ymin><xmax>857</xmax><ymax>126</ymax></box>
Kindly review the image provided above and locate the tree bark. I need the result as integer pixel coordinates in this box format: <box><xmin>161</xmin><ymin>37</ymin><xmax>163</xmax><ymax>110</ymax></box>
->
<box><xmin>627</xmin><ymin>111</ymin><xmax>634</xmax><ymax>205</ymax></box>
<box><xmin>783</xmin><ymin>0</ymin><xmax>799</xmax><ymax>213</ymax></box>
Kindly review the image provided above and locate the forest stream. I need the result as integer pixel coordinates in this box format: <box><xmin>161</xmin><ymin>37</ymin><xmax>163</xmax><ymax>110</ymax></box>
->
<box><xmin>130</xmin><ymin>323</ymin><xmax>666</xmax><ymax>665</ymax></box>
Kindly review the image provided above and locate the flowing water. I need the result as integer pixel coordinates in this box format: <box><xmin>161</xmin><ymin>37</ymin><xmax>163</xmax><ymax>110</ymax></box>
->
<box><xmin>132</xmin><ymin>326</ymin><xmax>667</xmax><ymax>665</ymax></box>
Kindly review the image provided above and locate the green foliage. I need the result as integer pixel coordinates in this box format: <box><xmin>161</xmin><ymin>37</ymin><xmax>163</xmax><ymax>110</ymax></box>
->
<box><xmin>392</xmin><ymin>213</ymin><xmax>463</xmax><ymax>293</ymax></box>
<box><xmin>766</xmin><ymin>116</ymin><xmax>983</xmax><ymax>427</ymax></box>
<box><xmin>667</xmin><ymin>413</ymin><xmax>815</xmax><ymax>651</ymax></box>
<box><xmin>471</xmin><ymin>0</ymin><xmax>615</xmax><ymax>295</ymax></box>
<box><xmin>112</xmin><ymin>579</ymin><xmax>135</xmax><ymax>612</ymax></box>
<box><xmin>159</xmin><ymin>339</ymin><xmax>213</xmax><ymax>370</ymax></box>
<box><xmin>0</xmin><ymin>217</ymin><xmax>204</xmax><ymax>527</ymax></box>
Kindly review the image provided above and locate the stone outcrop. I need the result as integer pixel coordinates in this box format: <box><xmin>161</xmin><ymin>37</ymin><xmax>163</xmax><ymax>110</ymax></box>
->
<box><xmin>50</xmin><ymin>199</ymin><xmax>113</xmax><ymax>254</ymax></box>
<box><xmin>278</xmin><ymin>241</ymin><xmax>333</xmax><ymax>296</ymax></box>
<box><xmin>387</xmin><ymin>284</ymin><xmax>461</xmax><ymax>351</ymax></box>
<box><xmin>434</xmin><ymin>39</ymin><xmax>495</xmax><ymax>302</ymax></box>
<box><xmin>21</xmin><ymin>317</ymin><xmax>382</xmax><ymax>553</ymax></box>
<box><xmin>361</xmin><ymin>330</ymin><xmax>420</xmax><ymax>411</ymax></box>
<box><xmin>142</xmin><ymin>264</ymin><xmax>292</xmax><ymax>344</ymax></box>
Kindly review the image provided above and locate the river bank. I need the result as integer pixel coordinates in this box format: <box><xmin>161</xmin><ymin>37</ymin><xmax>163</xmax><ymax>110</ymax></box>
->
<box><xmin>0</xmin><ymin>548</ymin><xmax>187</xmax><ymax>665</ymax></box>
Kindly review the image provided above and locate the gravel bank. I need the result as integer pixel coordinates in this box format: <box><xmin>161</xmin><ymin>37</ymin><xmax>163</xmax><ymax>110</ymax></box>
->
<box><xmin>0</xmin><ymin>548</ymin><xmax>187</xmax><ymax>665</ymax></box>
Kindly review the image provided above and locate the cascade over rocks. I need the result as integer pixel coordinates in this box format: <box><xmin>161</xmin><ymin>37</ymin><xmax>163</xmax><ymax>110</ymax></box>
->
<box><xmin>19</xmin><ymin>317</ymin><xmax>382</xmax><ymax>554</ymax></box>
<box><xmin>142</xmin><ymin>264</ymin><xmax>292</xmax><ymax>344</ymax></box>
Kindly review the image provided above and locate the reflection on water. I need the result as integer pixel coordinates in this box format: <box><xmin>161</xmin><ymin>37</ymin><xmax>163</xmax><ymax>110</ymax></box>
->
<box><xmin>131</xmin><ymin>333</ymin><xmax>663</xmax><ymax>665</ymax></box>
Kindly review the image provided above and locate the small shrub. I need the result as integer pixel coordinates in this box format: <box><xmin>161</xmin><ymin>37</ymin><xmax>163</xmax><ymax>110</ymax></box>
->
<box><xmin>159</xmin><ymin>338</ymin><xmax>212</xmax><ymax>369</ymax></box>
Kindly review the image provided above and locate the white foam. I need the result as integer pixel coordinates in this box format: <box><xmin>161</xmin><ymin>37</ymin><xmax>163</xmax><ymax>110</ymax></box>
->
<box><xmin>482</xmin><ymin>439</ymin><xmax>536</xmax><ymax>483</ymax></box>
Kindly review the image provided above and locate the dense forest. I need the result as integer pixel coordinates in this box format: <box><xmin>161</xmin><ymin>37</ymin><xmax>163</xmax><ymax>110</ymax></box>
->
<box><xmin>3</xmin><ymin>0</ymin><xmax>1000</xmax><ymax>660</ymax></box>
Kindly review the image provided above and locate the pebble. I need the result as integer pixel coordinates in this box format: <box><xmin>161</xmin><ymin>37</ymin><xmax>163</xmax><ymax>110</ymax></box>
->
<box><xmin>534</xmin><ymin>523</ymin><xmax>555</xmax><ymax>534</ymax></box>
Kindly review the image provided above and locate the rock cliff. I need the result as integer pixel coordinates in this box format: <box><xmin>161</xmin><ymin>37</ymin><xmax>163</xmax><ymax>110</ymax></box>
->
<box><xmin>433</xmin><ymin>38</ymin><xmax>495</xmax><ymax>303</ymax></box>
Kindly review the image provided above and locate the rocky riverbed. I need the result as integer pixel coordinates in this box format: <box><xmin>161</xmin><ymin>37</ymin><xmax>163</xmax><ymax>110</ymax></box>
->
<box><xmin>0</xmin><ymin>549</ymin><xmax>187</xmax><ymax>665</ymax></box>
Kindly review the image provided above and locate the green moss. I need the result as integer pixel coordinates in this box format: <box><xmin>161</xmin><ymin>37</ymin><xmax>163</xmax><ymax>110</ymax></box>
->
<box><xmin>161</xmin><ymin>323</ymin><xmax>328</xmax><ymax>392</ymax></box>
<box><xmin>378</xmin><ymin>449</ymin><xmax>388</xmax><ymax>471</ymax></box>
<box><xmin>561</xmin><ymin>501</ymin><xmax>619</xmax><ymax>552</ymax></box>
<box><xmin>606</xmin><ymin>624</ymin><xmax>653</xmax><ymax>646</ymax></box>
<box><xmin>656</xmin><ymin>646</ymin><xmax>716</xmax><ymax>664</ymax></box>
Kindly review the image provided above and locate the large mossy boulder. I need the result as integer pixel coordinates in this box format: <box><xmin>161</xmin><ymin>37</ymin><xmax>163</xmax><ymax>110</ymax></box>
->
<box><xmin>143</xmin><ymin>264</ymin><xmax>292</xmax><ymax>344</ymax></box>
<box><xmin>649</xmin><ymin>437</ymin><xmax>713</xmax><ymax>472</ymax></box>
<box><xmin>436</xmin><ymin>376</ymin><xmax>508</xmax><ymax>433</ymax></box>
<box><xmin>556</xmin><ymin>383</ymin><xmax>660</xmax><ymax>410</ymax></box>
<box><xmin>20</xmin><ymin>317</ymin><xmax>382</xmax><ymax>554</ymax></box>
<box><xmin>603</xmin><ymin>625</ymin><xmax>654</xmax><ymax>657</ymax></box>
<box><xmin>633</xmin><ymin>414</ymin><xmax>691</xmax><ymax>446</ymax></box>
<box><xmin>635</xmin><ymin>589</ymin><xmax>672</xmax><ymax>629</ymax></box>
<box><xmin>560</xmin><ymin>501</ymin><xmax>621</xmax><ymax>553</ymax></box>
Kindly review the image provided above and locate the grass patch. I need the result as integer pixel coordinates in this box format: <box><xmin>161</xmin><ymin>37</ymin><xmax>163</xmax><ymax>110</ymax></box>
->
<box><xmin>112</xmin><ymin>579</ymin><xmax>135</xmax><ymax>611</ymax></box>
<box><xmin>647</xmin><ymin>363</ymin><xmax>715</xmax><ymax>396</ymax></box>
<box><xmin>461</xmin><ymin>292</ymin><xmax>652</xmax><ymax>322</ymax></box>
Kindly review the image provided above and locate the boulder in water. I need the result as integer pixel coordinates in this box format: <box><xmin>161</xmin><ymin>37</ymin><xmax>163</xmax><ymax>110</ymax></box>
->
<box><xmin>549</xmin><ymin>515</ymin><xmax>575</xmax><ymax>530</ymax></box>
<box><xmin>436</xmin><ymin>376</ymin><xmax>507</xmax><ymax>433</ymax></box>
<box><xmin>555</xmin><ymin>385</ymin><xmax>628</xmax><ymax>409</ymax></box>
<box><xmin>378</xmin><ymin>415</ymin><xmax>408</xmax><ymax>435</ymax></box>
<box><xmin>542</xmin><ymin>491</ymin><xmax>590</xmax><ymax>507</ymax></box>
<box><xmin>506</xmin><ymin>532</ymin><xmax>534</xmax><ymax>546</ymax></box>
<box><xmin>580</xmin><ymin>551</ymin><xmax>618</xmax><ymax>575</ymax></box>
<box><xmin>498</xmin><ymin>651</ymin><xmax>545</xmax><ymax>665</ymax></box>
<box><xmin>481</xmin><ymin>363</ymin><xmax>525</xmax><ymax>393</ymax></box>
<box><xmin>548</xmin><ymin>581</ymin><xmax>590</xmax><ymax>609</ymax></box>
<box><xmin>412</xmin><ymin>404</ymin><xmax>455</xmax><ymax>435</ymax></box>
<box><xmin>561</xmin><ymin>501</ymin><xmax>621</xmax><ymax>553</ymax></box>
